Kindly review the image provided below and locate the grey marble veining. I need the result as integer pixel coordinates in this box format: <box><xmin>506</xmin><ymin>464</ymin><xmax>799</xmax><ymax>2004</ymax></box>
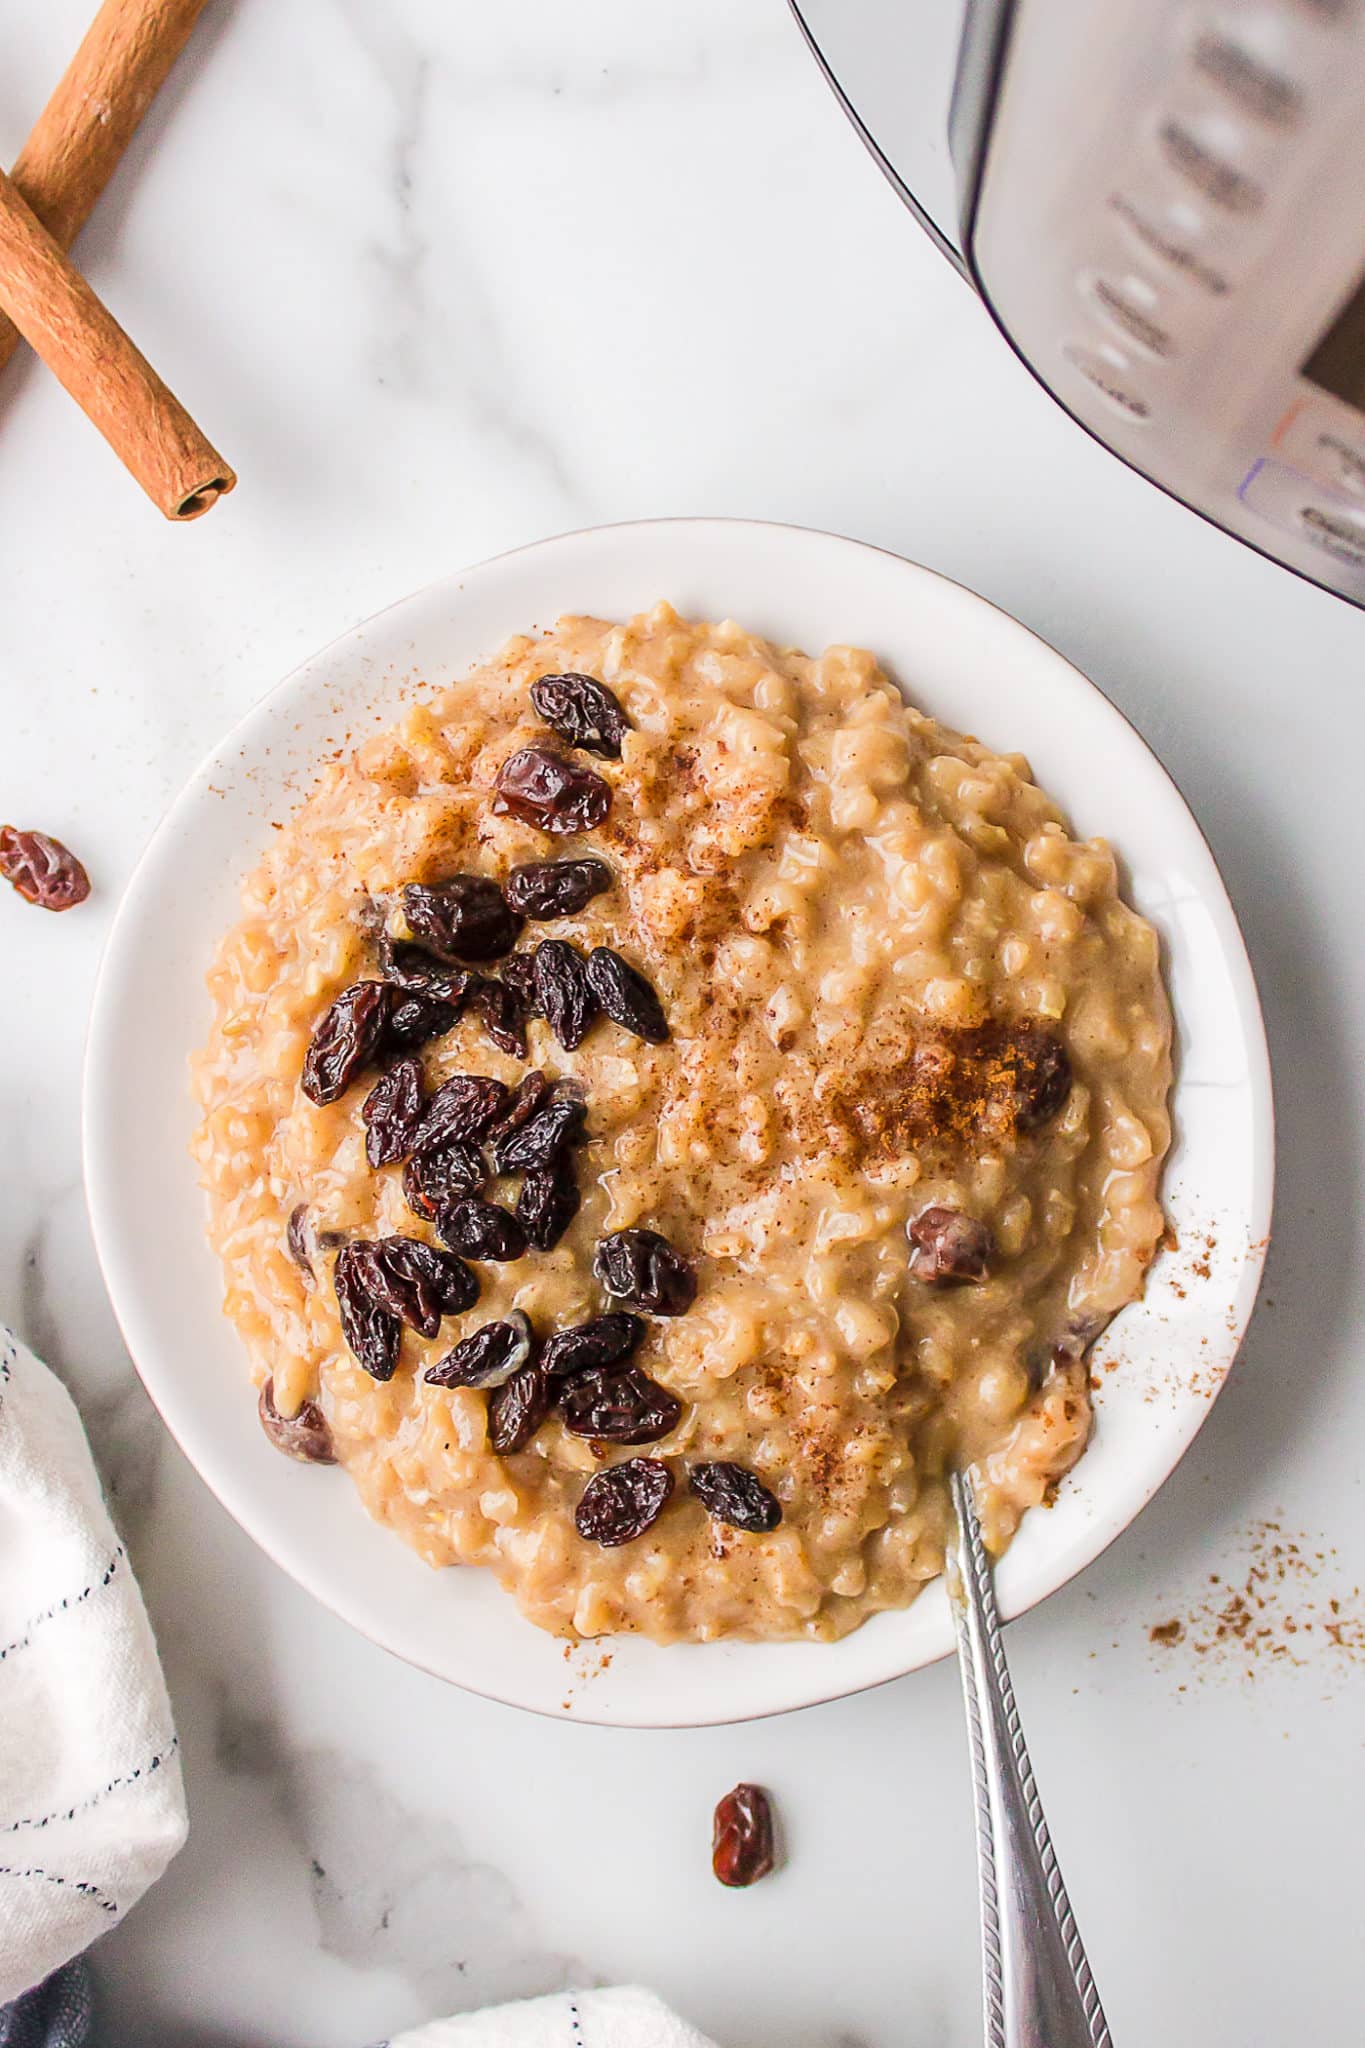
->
<box><xmin>212</xmin><ymin>1696</ymin><xmax>580</xmax><ymax>2013</ymax></box>
<box><xmin>0</xmin><ymin>1</ymin><xmax>1363</xmax><ymax>2044</ymax></box>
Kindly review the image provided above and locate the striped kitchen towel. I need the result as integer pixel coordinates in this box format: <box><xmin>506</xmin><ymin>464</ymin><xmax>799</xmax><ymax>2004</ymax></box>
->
<box><xmin>387</xmin><ymin>1989</ymin><xmax>721</xmax><ymax>2048</ymax></box>
<box><xmin>0</xmin><ymin>1332</ymin><xmax>186</xmax><ymax>2005</ymax></box>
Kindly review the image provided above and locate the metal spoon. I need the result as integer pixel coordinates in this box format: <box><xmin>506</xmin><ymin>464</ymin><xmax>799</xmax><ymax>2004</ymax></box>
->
<box><xmin>946</xmin><ymin>1468</ymin><xmax>1113</xmax><ymax>2048</ymax></box>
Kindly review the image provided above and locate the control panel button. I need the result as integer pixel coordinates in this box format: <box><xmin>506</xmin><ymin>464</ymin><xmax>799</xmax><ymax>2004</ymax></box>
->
<box><xmin>1272</xmin><ymin>397</ymin><xmax>1365</xmax><ymax>496</ymax></box>
<box><xmin>1156</xmin><ymin>114</ymin><xmax>1266</xmax><ymax>212</ymax></box>
<box><xmin>1239</xmin><ymin>456</ymin><xmax>1365</xmax><ymax>568</ymax></box>
<box><xmin>1106</xmin><ymin>191</ymin><xmax>1235</xmax><ymax>295</ymax></box>
<box><xmin>1189</xmin><ymin>32</ymin><xmax>1304</xmax><ymax>127</ymax></box>
<box><xmin>1079</xmin><ymin>270</ymin><xmax>1177</xmax><ymax>359</ymax></box>
<box><xmin>1285</xmin><ymin>0</ymin><xmax>1355</xmax><ymax>21</ymax></box>
<box><xmin>1062</xmin><ymin>343</ymin><xmax>1154</xmax><ymax>422</ymax></box>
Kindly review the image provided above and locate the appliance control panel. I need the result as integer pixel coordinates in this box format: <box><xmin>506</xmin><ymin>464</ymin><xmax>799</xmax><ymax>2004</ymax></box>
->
<box><xmin>971</xmin><ymin>0</ymin><xmax>1365</xmax><ymax>601</ymax></box>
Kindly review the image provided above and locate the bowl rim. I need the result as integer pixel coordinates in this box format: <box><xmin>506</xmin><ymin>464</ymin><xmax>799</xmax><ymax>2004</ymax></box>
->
<box><xmin>82</xmin><ymin>515</ymin><xmax>1275</xmax><ymax>1725</ymax></box>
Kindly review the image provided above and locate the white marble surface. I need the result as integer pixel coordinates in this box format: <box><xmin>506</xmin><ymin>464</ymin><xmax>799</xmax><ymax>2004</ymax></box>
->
<box><xmin>1</xmin><ymin>3</ymin><xmax>1363</xmax><ymax>2043</ymax></box>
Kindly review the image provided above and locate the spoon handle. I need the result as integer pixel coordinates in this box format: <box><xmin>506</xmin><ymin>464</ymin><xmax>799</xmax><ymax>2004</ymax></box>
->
<box><xmin>947</xmin><ymin>1470</ymin><xmax>1114</xmax><ymax>2048</ymax></box>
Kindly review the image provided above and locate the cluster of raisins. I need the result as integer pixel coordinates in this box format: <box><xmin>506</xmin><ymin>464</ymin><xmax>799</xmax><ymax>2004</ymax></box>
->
<box><xmin>318</xmin><ymin>1065</ymin><xmax>591</xmax><ymax>1382</ymax></box>
<box><xmin>425</xmin><ymin>1290</ymin><xmax>783</xmax><ymax>1549</ymax></box>
<box><xmin>277</xmin><ymin>671</ymin><xmax>789</xmax><ymax>1548</ymax></box>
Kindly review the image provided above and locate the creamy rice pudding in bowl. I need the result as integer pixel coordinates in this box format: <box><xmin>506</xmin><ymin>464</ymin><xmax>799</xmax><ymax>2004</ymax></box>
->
<box><xmin>84</xmin><ymin>520</ymin><xmax>1272</xmax><ymax>1721</ymax></box>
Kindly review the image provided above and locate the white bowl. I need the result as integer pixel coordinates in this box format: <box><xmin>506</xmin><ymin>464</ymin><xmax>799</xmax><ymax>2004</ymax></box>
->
<box><xmin>83</xmin><ymin>519</ymin><xmax>1273</xmax><ymax>1727</ymax></box>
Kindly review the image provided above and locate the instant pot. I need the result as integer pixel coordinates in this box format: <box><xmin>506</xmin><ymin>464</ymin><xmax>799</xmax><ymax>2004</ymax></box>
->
<box><xmin>790</xmin><ymin>0</ymin><xmax>1365</xmax><ymax>604</ymax></box>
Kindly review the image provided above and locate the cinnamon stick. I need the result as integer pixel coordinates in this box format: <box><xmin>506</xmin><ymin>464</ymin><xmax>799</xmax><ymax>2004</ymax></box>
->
<box><xmin>0</xmin><ymin>164</ymin><xmax>233</xmax><ymax>518</ymax></box>
<box><xmin>0</xmin><ymin>0</ymin><xmax>212</xmax><ymax>378</ymax></box>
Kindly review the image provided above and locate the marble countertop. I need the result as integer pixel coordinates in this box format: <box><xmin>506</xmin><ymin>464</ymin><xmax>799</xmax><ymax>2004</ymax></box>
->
<box><xmin>2</xmin><ymin>3</ymin><xmax>1362</xmax><ymax>2044</ymax></box>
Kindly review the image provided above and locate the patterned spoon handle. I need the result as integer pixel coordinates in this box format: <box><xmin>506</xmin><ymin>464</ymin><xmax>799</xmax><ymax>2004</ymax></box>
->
<box><xmin>947</xmin><ymin>1469</ymin><xmax>1114</xmax><ymax>2048</ymax></box>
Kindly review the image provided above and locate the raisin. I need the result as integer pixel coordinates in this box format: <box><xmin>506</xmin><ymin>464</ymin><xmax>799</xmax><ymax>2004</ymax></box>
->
<box><xmin>348</xmin><ymin>1236</ymin><xmax>478</xmax><ymax>1338</ymax></box>
<box><xmin>465</xmin><ymin>975</ymin><xmax>529</xmax><ymax>1057</ymax></box>
<box><xmin>412</xmin><ymin>1073</ymin><xmax>510</xmax><ymax>1154</ymax></box>
<box><xmin>258</xmin><ymin>1377</ymin><xmax>337</xmax><ymax>1464</ymax></box>
<box><xmin>1061</xmin><ymin>1311</ymin><xmax>1111</xmax><ymax>1359</ymax></box>
<box><xmin>541</xmin><ymin>1312</ymin><xmax>645</xmax><ymax>1379</ymax></box>
<box><xmin>0</xmin><ymin>826</ymin><xmax>91</xmax><ymax>911</ymax></box>
<box><xmin>344</xmin><ymin>1239</ymin><xmax>439</xmax><ymax>1339</ymax></box>
<box><xmin>593</xmin><ymin>1228</ymin><xmax>696</xmax><ymax>1315</ymax></box>
<box><xmin>402</xmin><ymin>876</ymin><xmax>523</xmax><ymax>963</ymax></box>
<box><xmin>534</xmin><ymin>940</ymin><xmax>599</xmax><ymax>1052</ymax></box>
<box><xmin>690</xmin><ymin>1461</ymin><xmax>782</xmax><ymax>1533</ymax></box>
<box><xmin>559</xmin><ymin>1365</ymin><xmax>682</xmax><ymax>1444</ymax></box>
<box><xmin>575</xmin><ymin>1458</ymin><xmax>673</xmax><ymax>1546</ymax></box>
<box><xmin>334</xmin><ymin>1244</ymin><xmax>402</xmax><ymax>1381</ymax></box>
<box><xmin>382</xmin><ymin>1234</ymin><xmax>479</xmax><ymax>1317</ymax></box>
<box><xmin>908</xmin><ymin>1206</ymin><xmax>994</xmax><ymax>1286</ymax></box>
<box><xmin>379</xmin><ymin>936</ymin><xmax>472</xmax><ymax>1003</ymax></box>
<box><xmin>585</xmin><ymin>948</ymin><xmax>668</xmax><ymax>1044</ymax></box>
<box><xmin>302</xmin><ymin>982</ymin><xmax>391</xmax><ymax>1106</ymax></box>
<box><xmin>437</xmin><ymin>1197</ymin><xmax>528</xmax><ymax>1263</ymax></box>
<box><xmin>491</xmin><ymin>1089</ymin><xmax>586</xmax><ymax>1173</ymax></box>
<box><xmin>493</xmin><ymin>746</ymin><xmax>611</xmax><ymax>834</ymax></box>
<box><xmin>425</xmin><ymin>1312</ymin><xmax>534</xmax><ymax>1390</ymax></box>
<box><xmin>496</xmin><ymin>952</ymin><xmax>542</xmax><ymax>1016</ymax></box>
<box><xmin>403</xmin><ymin>1141</ymin><xmax>486</xmax><ymax>1220</ymax></box>
<box><xmin>515</xmin><ymin>1160</ymin><xmax>581</xmax><ymax>1251</ymax></box>
<box><xmin>487</xmin><ymin>1363</ymin><xmax>553</xmax><ymax>1454</ymax></box>
<box><xmin>506</xmin><ymin>858</ymin><xmax>612</xmax><ymax>919</ymax></box>
<box><xmin>1010</xmin><ymin>1024</ymin><xmax>1073</xmax><ymax>1133</ymax></box>
<box><xmin>387</xmin><ymin>992</ymin><xmax>461</xmax><ymax>1050</ymax></box>
<box><xmin>362</xmin><ymin>1057</ymin><xmax>427</xmax><ymax>1168</ymax></box>
<box><xmin>529</xmin><ymin>673</ymin><xmax>632</xmax><ymax>759</ymax></box>
<box><xmin>712</xmin><ymin>1785</ymin><xmax>776</xmax><ymax>1888</ymax></box>
<box><xmin>485</xmin><ymin>1071</ymin><xmax>550</xmax><ymax>1145</ymax></box>
<box><xmin>286</xmin><ymin>1204</ymin><xmax>314</xmax><ymax>1281</ymax></box>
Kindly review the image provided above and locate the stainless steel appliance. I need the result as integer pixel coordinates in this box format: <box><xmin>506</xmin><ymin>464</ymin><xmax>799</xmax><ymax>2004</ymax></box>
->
<box><xmin>790</xmin><ymin>0</ymin><xmax>1365</xmax><ymax>604</ymax></box>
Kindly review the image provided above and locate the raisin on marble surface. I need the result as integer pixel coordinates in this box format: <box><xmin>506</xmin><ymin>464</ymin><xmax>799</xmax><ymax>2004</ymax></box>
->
<box><xmin>0</xmin><ymin>826</ymin><xmax>91</xmax><ymax>910</ymax></box>
<box><xmin>712</xmin><ymin>1785</ymin><xmax>776</xmax><ymax>1888</ymax></box>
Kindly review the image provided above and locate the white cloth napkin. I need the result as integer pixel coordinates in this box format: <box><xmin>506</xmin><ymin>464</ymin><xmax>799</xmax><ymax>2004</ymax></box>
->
<box><xmin>390</xmin><ymin>1988</ymin><xmax>721</xmax><ymax>2048</ymax></box>
<box><xmin>0</xmin><ymin>1331</ymin><xmax>186</xmax><ymax>2004</ymax></box>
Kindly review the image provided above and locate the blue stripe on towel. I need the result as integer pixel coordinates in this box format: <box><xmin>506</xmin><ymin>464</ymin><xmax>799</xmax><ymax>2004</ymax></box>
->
<box><xmin>0</xmin><ymin>1555</ymin><xmax>124</xmax><ymax>1665</ymax></box>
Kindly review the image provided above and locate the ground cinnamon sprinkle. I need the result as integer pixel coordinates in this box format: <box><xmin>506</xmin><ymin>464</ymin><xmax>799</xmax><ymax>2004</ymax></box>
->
<box><xmin>834</xmin><ymin>1018</ymin><xmax>1057</xmax><ymax>1160</ymax></box>
<box><xmin>1147</xmin><ymin>1519</ymin><xmax>1365</xmax><ymax>1681</ymax></box>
